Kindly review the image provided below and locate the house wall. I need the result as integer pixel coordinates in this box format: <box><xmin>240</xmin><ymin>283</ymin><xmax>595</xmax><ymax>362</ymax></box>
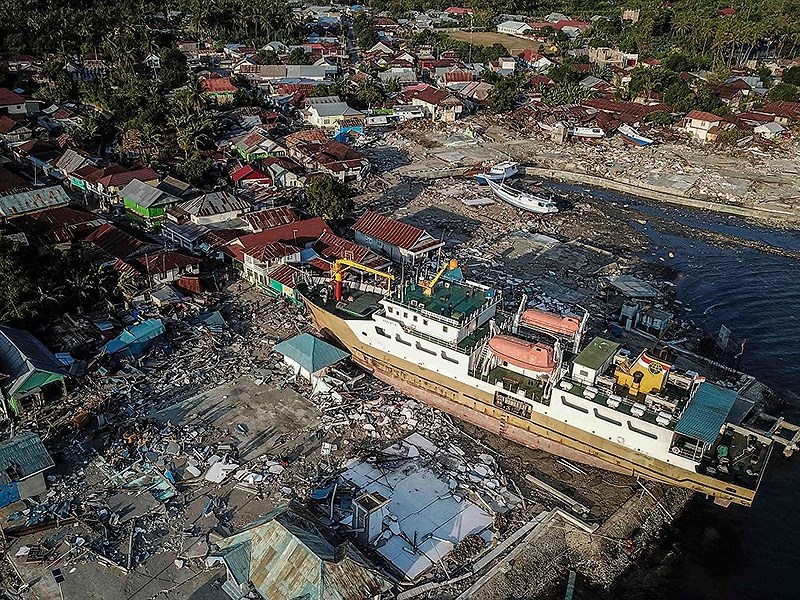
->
<box><xmin>17</xmin><ymin>472</ymin><xmax>46</xmax><ymax>499</ymax></box>
<box><xmin>683</xmin><ymin>118</ymin><xmax>718</xmax><ymax>141</ymax></box>
<box><xmin>0</xmin><ymin>102</ymin><xmax>27</xmax><ymax>115</ymax></box>
<box><xmin>191</xmin><ymin>210</ymin><xmax>244</xmax><ymax>226</ymax></box>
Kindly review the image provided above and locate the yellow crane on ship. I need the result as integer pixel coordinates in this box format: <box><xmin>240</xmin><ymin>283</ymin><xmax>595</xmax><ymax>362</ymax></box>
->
<box><xmin>331</xmin><ymin>258</ymin><xmax>395</xmax><ymax>301</ymax></box>
<box><xmin>420</xmin><ymin>259</ymin><xmax>459</xmax><ymax>296</ymax></box>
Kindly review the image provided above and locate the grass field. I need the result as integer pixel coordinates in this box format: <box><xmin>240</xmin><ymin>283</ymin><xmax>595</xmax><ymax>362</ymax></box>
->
<box><xmin>446</xmin><ymin>30</ymin><xmax>543</xmax><ymax>53</ymax></box>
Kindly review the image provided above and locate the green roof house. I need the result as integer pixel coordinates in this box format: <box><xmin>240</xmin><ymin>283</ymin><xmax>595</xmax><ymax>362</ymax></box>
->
<box><xmin>120</xmin><ymin>178</ymin><xmax>181</xmax><ymax>225</ymax></box>
<box><xmin>0</xmin><ymin>325</ymin><xmax>66</xmax><ymax>417</ymax></box>
<box><xmin>273</xmin><ymin>333</ymin><xmax>349</xmax><ymax>387</ymax></box>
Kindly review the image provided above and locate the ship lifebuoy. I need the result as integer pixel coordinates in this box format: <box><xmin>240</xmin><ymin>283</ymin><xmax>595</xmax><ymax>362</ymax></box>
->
<box><xmin>671</xmin><ymin>447</ymin><xmax>681</xmax><ymax>454</ymax></box>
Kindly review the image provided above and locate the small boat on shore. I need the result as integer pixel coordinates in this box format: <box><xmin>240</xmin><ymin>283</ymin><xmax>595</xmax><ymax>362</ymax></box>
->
<box><xmin>486</xmin><ymin>180</ymin><xmax>558</xmax><ymax>214</ymax></box>
<box><xmin>474</xmin><ymin>160</ymin><xmax>519</xmax><ymax>184</ymax></box>
<box><xmin>618</xmin><ymin>124</ymin><xmax>656</xmax><ymax>146</ymax></box>
<box><xmin>569</xmin><ymin>126</ymin><xmax>605</xmax><ymax>139</ymax></box>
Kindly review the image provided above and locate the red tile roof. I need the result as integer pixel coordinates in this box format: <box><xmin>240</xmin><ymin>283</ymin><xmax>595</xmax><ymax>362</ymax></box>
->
<box><xmin>0</xmin><ymin>115</ymin><xmax>18</xmax><ymax>134</ymax></box>
<box><xmin>759</xmin><ymin>101</ymin><xmax>800</xmax><ymax>120</ymax></box>
<box><xmin>443</xmin><ymin>71</ymin><xmax>474</xmax><ymax>83</ymax></box>
<box><xmin>72</xmin><ymin>163</ymin><xmax>128</xmax><ymax>183</ymax></box>
<box><xmin>0</xmin><ymin>88</ymin><xmax>25</xmax><ymax>106</ymax></box>
<box><xmin>0</xmin><ymin>166</ymin><xmax>30</xmax><ymax>194</ymax></box>
<box><xmin>244</xmin><ymin>206</ymin><xmax>299</xmax><ymax>232</ymax></box>
<box><xmin>444</xmin><ymin>6</ymin><xmax>473</xmax><ymax>14</ymax></box>
<box><xmin>226</xmin><ymin>217</ymin><xmax>329</xmax><ymax>262</ymax></box>
<box><xmin>136</xmin><ymin>251</ymin><xmax>201</xmax><ymax>274</ymax></box>
<box><xmin>353</xmin><ymin>211</ymin><xmax>432</xmax><ymax>252</ymax></box>
<box><xmin>685</xmin><ymin>110</ymin><xmax>721</xmax><ymax>122</ymax></box>
<box><xmin>312</xmin><ymin>230</ymin><xmax>383</xmax><ymax>267</ymax></box>
<box><xmin>408</xmin><ymin>85</ymin><xmax>449</xmax><ymax>106</ymax></box>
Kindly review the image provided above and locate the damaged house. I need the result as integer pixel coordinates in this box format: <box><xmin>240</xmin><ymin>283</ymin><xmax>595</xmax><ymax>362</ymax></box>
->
<box><xmin>207</xmin><ymin>505</ymin><xmax>390</xmax><ymax>600</ymax></box>
<box><xmin>0</xmin><ymin>325</ymin><xmax>66</xmax><ymax>418</ymax></box>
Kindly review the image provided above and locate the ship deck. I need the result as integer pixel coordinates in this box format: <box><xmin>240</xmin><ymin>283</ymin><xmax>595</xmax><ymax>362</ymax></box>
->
<box><xmin>392</xmin><ymin>280</ymin><xmax>492</xmax><ymax>324</ymax></box>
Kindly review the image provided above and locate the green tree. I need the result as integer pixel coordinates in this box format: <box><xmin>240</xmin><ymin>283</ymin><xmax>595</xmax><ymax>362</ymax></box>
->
<box><xmin>288</xmin><ymin>47</ymin><xmax>310</xmax><ymax>65</ymax></box>
<box><xmin>257</xmin><ymin>49</ymin><xmax>281</xmax><ymax>65</ymax></box>
<box><xmin>177</xmin><ymin>153</ymin><xmax>215</xmax><ymax>186</ymax></box>
<box><xmin>768</xmin><ymin>83</ymin><xmax>799</xmax><ymax>102</ymax></box>
<box><xmin>783</xmin><ymin>66</ymin><xmax>800</xmax><ymax>86</ymax></box>
<box><xmin>305</xmin><ymin>175</ymin><xmax>352</xmax><ymax>222</ymax></box>
<box><xmin>159</xmin><ymin>47</ymin><xmax>188</xmax><ymax>89</ymax></box>
<box><xmin>663</xmin><ymin>80</ymin><xmax>696</xmax><ymax>112</ymax></box>
<box><xmin>488</xmin><ymin>73</ymin><xmax>526</xmax><ymax>113</ymax></box>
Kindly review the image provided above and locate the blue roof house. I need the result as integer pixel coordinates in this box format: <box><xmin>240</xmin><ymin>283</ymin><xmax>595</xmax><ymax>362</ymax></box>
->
<box><xmin>0</xmin><ymin>432</ymin><xmax>55</xmax><ymax>507</ymax></box>
<box><xmin>273</xmin><ymin>333</ymin><xmax>349</xmax><ymax>386</ymax></box>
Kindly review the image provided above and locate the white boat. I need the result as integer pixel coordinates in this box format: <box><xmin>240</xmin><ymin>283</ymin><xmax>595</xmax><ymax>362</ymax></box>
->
<box><xmin>617</xmin><ymin>124</ymin><xmax>656</xmax><ymax>146</ymax></box>
<box><xmin>569</xmin><ymin>126</ymin><xmax>605</xmax><ymax>139</ymax></box>
<box><xmin>487</xmin><ymin>180</ymin><xmax>558</xmax><ymax>214</ymax></box>
<box><xmin>475</xmin><ymin>160</ymin><xmax>519</xmax><ymax>184</ymax></box>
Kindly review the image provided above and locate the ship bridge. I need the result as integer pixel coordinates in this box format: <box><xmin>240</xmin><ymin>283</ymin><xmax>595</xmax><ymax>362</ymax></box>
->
<box><xmin>383</xmin><ymin>278</ymin><xmax>500</xmax><ymax>347</ymax></box>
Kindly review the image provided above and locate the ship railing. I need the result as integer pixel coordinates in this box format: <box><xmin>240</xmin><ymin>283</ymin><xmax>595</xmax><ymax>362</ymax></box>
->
<box><xmin>397</xmin><ymin>322</ymin><xmax>480</xmax><ymax>355</ymax></box>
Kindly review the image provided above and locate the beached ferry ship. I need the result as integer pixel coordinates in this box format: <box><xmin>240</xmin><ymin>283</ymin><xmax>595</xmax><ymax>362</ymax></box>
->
<box><xmin>301</xmin><ymin>261</ymin><xmax>799</xmax><ymax>507</ymax></box>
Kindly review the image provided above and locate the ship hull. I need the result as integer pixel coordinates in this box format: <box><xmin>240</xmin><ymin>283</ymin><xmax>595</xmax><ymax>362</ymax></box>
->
<box><xmin>304</xmin><ymin>298</ymin><xmax>757</xmax><ymax>507</ymax></box>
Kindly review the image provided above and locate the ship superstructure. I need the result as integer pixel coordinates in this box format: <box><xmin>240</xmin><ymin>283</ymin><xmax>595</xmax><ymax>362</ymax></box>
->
<box><xmin>301</xmin><ymin>261</ymin><xmax>799</xmax><ymax>507</ymax></box>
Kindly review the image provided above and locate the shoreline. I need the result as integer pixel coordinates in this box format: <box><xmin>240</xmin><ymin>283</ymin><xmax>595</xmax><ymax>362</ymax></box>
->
<box><xmin>521</xmin><ymin>166</ymin><xmax>800</xmax><ymax>224</ymax></box>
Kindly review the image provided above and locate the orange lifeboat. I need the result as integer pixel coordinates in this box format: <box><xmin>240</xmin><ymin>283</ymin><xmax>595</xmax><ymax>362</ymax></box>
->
<box><xmin>521</xmin><ymin>309</ymin><xmax>580</xmax><ymax>337</ymax></box>
<box><xmin>488</xmin><ymin>335</ymin><xmax>556</xmax><ymax>373</ymax></box>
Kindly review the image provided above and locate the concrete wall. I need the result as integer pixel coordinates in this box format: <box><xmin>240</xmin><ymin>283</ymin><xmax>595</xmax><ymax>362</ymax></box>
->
<box><xmin>17</xmin><ymin>472</ymin><xmax>47</xmax><ymax>500</ymax></box>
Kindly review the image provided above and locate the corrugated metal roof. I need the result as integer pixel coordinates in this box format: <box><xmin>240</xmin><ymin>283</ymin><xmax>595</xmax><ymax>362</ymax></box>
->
<box><xmin>675</xmin><ymin>382</ymin><xmax>738</xmax><ymax>444</ymax></box>
<box><xmin>353</xmin><ymin>211</ymin><xmax>425</xmax><ymax>251</ymax></box>
<box><xmin>85</xmin><ymin>223</ymin><xmax>159</xmax><ymax>260</ymax></box>
<box><xmin>178</xmin><ymin>191</ymin><xmax>250</xmax><ymax>217</ymax></box>
<box><xmin>244</xmin><ymin>206</ymin><xmax>298</xmax><ymax>232</ymax></box>
<box><xmin>0</xmin><ymin>431</ymin><xmax>54</xmax><ymax>484</ymax></box>
<box><xmin>211</xmin><ymin>507</ymin><xmax>389</xmax><ymax>600</ymax></box>
<box><xmin>273</xmin><ymin>333</ymin><xmax>349</xmax><ymax>373</ymax></box>
<box><xmin>0</xmin><ymin>185</ymin><xmax>71</xmax><ymax>217</ymax></box>
<box><xmin>0</xmin><ymin>326</ymin><xmax>64</xmax><ymax>397</ymax></box>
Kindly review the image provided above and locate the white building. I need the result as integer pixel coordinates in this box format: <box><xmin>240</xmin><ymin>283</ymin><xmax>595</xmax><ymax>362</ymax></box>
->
<box><xmin>305</xmin><ymin>96</ymin><xmax>363</xmax><ymax>128</ymax></box>
<box><xmin>497</xmin><ymin>20</ymin><xmax>532</xmax><ymax>36</ymax></box>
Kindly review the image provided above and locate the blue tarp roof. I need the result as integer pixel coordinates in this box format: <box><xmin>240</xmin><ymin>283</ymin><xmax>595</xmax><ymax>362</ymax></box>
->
<box><xmin>103</xmin><ymin>319</ymin><xmax>165</xmax><ymax>357</ymax></box>
<box><xmin>273</xmin><ymin>333</ymin><xmax>349</xmax><ymax>374</ymax></box>
<box><xmin>675</xmin><ymin>382</ymin><xmax>738</xmax><ymax>444</ymax></box>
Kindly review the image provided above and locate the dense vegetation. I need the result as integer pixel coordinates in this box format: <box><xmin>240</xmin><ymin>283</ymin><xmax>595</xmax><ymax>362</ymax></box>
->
<box><xmin>0</xmin><ymin>240</ymin><xmax>117</xmax><ymax>332</ymax></box>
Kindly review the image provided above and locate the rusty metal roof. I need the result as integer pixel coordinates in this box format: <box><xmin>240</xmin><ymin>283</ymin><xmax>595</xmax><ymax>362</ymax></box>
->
<box><xmin>0</xmin><ymin>185</ymin><xmax>71</xmax><ymax>217</ymax></box>
<box><xmin>211</xmin><ymin>507</ymin><xmax>389</xmax><ymax>600</ymax></box>
<box><xmin>353</xmin><ymin>211</ymin><xmax>442</xmax><ymax>254</ymax></box>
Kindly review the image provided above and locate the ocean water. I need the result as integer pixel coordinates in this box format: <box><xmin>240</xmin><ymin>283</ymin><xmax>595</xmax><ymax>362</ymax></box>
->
<box><xmin>542</xmin><ymin>181</ymin><xmax>800</xmax><ymax>600</ymax></box>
